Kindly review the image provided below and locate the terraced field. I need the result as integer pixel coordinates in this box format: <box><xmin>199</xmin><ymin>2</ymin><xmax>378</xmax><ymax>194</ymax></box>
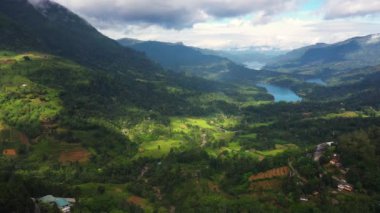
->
<box><xmin>249</xmin><ymin>166</ymin><xmax>290</xmax><ymax>181</ymax></box>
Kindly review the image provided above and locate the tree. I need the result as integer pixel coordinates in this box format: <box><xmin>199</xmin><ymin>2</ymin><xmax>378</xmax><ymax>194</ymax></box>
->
<box><xmin>97</xmin><ymin>185</ymin><xmax>105</xmax><ymax>195</ymax></box>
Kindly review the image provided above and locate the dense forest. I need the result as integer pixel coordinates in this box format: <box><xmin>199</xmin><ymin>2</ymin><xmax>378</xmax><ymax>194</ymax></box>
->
<box><xmin>0</xmin><ymin>0</ymin><xmax>380</xmax><ymax>212</ymax></box>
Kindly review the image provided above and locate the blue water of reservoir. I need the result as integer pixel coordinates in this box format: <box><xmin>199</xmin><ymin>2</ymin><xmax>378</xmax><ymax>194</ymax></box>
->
<box><xmin>257</xmin><ymin>83</ymin><xmax>302</xmax><ymax>102</ymax></box>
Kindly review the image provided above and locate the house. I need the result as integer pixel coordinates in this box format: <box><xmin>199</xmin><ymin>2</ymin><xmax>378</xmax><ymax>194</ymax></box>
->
<box><xmin>2</xmin><ymin>149</ymin><xmax>17</xmax><ymax>156</ymax></box>
<box><xmin>38</xmin><ymin>195</ymin><xmax>75</xmax><ymax>213</ymax></box>
<box><xmin>330</xmin><ymin>158</ymin><xmax>339</xmax><ymax>165</ymax></box>
<box><xmin>330</xmin><ymin>154</ymin><xmax>341</xmax><ymax>167</ymax></box>
<box><xmin>300</xmin><ymin>196</ymin><xmax>309</xmax><ymax>202</ymax></box>
<box><xmin>338</xmin><ymin>184</ymin><xmax>353</xmax><ymax>192</ymax></box>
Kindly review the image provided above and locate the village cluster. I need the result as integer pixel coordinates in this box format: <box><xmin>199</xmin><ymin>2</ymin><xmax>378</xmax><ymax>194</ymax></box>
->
<box><xmin>314</xmin><ymin>142</ymin><xmax>354</xmax><ymax>190</ymax></box>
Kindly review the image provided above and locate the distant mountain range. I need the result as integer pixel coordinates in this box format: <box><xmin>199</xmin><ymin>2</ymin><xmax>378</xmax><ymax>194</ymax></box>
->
<box><xmin>265</xmin><ymin>34</ymin><xmax>380</xmax><ymax>77</ymax></box>
<box><xmin>118</xmin><ymin>38</ymin><xmax>280</xmax><ymax>83</ymax></box>
<box><xmin>118</xmin><ymin>39</ymin><xmax>230</xmax><ymax>73</ymax></box>
<box><xmin>118</xmin><ymin>38</ymin><xmax>282</xmax><ymax>68</ymax></box>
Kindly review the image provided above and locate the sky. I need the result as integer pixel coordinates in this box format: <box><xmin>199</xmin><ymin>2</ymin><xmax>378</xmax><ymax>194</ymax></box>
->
<box><xmin>47</xmin><ymin>0</ymin><xmax>380</xmax><ymax>50</ymax></box>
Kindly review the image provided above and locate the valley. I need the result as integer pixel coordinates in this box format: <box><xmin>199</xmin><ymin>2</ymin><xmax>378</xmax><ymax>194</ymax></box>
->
<box><xmin>0</xmin><ymin>0</ymin><xmax>380</xmax><ymax>212</ymax></box>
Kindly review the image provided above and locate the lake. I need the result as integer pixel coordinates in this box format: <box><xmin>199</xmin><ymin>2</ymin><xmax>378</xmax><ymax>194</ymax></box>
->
<box><xmin>306</xmin><ymin>78</ymin><xmax>326</xmax><ymax>86</ymax></box>
<box><xmin>257</xmin><ymin>83</ymin><xmax>302</xmax><ymax>102</ymax></box>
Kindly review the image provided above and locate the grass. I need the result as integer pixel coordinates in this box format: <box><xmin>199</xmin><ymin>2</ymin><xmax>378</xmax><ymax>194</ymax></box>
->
<box><xmin>184</xmin><ymin>118</ymin><xmax>214</xmax><ymax>129</ymax></box>
<box><xmin>137</xmin><ymin>139</ymin><xmax>182</xmax><ymax>158</ymax></box>
<box><xmin>226</xmin><ymin>142</ymin><xmax>241</xmax><ymax>151</ymax></box>
<box><xmin>216</xmin><ymin>116</ymin><xmax>240</xmax><ymax>129</ymax></box>
<box><xmin>321</xmin><ymin>111</ymin><xmax>364</xmax><ymax>119</ymax></box>
<box><xmin>206</xmin><ymin>141</ymin><xmax>294</xmax><ymax>159</ymax></box>
<box><xmin>248</xmin><ymin>122</ymin><xmax>274</xmax><ymax>129</ymax></box>
<box><xmin>127</xmin><ymin>196</ymin><xmax>154</xmax><ymax>212</ymax></box>
<box><xmin>213</xmin><ymin>132</ymin><xmax>235</xmax><ymax>142</ymax></box>
<box><xmin>242</xmin><ymin>100</ymin><xmax>273</xmax><ymax>107</ymax></box>
<box><xmin>170</xmin><ymin>116</ymin><xmax>240</xmax><ymax>133</ymax></box>
<box><xmin>0</xmin><ymin>122</ymin><xmax>7</xmax><ymax>131</ymax></box>
<box><xmin>238</xmin><ymin>133</ymin><xmax>257</xmax><ymax>140</ymax></box>
<box><xmin>256</xmin><ymin>149</ymin><xmax>286</xmax><ymax>156</ymax></box>
<box><xmin>27</xmin><ymin>138</ymin><xmax>85</xmax><ymax>163</ymax></box>
<box><xmin>78</xmin><ymin>183</ymin><xmax>129</xmax><ymax>200</ymax></box>
<box><xmin>166</xmin><ymin>86</ymin><xmax>184</xmax><ymax>94</ymax></box>
<box><xmin>254</xmin><ymin>143</ymin><xmax>298</xmax><ymax>157</ymax></box>
<box><xmin>205</xmin><ymin>142</ymin><xmax>241</xmax><ymax>157</ymax></box>
<box><xmin>219</xmin><ymin>142</ymin><xmax>241</xmax><ymax>153</ymax></box>
<box><xmin>170</xmin><ymin>117</ymin><xmax>217</xmax><ymax>134</ymax></box>
<box><xmin>77</xmin><ymin>183</ymin><xmax>155</xmax><ymax>212</ymax></box>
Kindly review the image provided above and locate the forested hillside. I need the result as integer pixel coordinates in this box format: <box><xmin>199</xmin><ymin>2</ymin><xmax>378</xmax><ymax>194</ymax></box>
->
<box><xmin>265</xmin><ymin>34</ymin><xmax>380</xmax><ymax>77</ymax></box>
<box><xmin>0</xmin><ymin>0</ymin><xmax>380</xmax><ymax>212</ymax></box>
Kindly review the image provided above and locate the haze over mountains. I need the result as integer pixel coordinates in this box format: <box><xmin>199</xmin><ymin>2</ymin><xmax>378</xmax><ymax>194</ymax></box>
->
<box><xmin>120</xmin><ymin>33</ymin><xmax>380</xmax><ymax>79</ymax></box>
<box><xmin>1</xmin><ymin>0</ymin><xmax>380</xmax><ymax>212</ymax></box>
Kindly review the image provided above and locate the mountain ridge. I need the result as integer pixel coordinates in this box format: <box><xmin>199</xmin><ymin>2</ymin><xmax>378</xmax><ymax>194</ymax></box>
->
<box><xmin>0</xmin><ymin>0</ymin><xmax>161</xmax><ymax>76</ymax></box>
<box><xmin>265</xmin><ymin>33</ymin><xmax>380</xmax><ymax>77</ymax></box>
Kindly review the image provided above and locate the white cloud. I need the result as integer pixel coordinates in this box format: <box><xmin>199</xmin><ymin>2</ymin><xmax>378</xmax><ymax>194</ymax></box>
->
<box><xmin>102</xmin><ymin>17</ymin><xmax>380</xmax><ymax>50</ymax></box>
<box><xmin>323</xmin><ymin>0</ymin><xmax>380</xmax><ymax>19</ymax></box>
<box><xmin>51</xmin><ymin>0</ymin><xmax>303</xmax><ymax>28</ymax></box>
<box><xmin>42</xmin><ymin>0</ymin><xmax>380</xmax><ymax>50</ymax></box>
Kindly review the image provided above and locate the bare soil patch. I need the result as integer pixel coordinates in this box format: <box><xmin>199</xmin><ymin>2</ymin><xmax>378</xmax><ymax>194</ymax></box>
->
<box><xmin>249</xmin><ymin>166</ymin><xmax>289</xmax><ymax>181</ymax></box>
<box><xmin>59</xmin><ymin>148</ymin><xmax>90</xmax><ymax>164</ymax></box>
<box><xmin>128</xmin><ymin>196</ymin><xmax>145</xmax><ymax>207</ymax></box>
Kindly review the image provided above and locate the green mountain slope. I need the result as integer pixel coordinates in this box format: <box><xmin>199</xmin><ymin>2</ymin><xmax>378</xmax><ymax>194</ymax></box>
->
<box><xmin>306</xmin><ymin>65</ymin><xmax>380</xmax><ymax>106</ymax></box>
<box><xmin>0</xmin><ymin>0</ymin><xmax>272</xmax><ymax>160</ymax></box>
<box><xmin>0</xmin><ymin>0</ymin><xmax>160</xmax><ymax>75</ymax></box>
<box><xmin>1</xmin><ymin>1</ymin><xmax>380</xmax><ymax>212</ymax></box>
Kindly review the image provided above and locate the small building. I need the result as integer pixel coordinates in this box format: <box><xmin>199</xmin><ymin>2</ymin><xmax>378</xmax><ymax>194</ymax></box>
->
<box><xmin>338</xmin><ymin>184</ymin><xmax>353</xmax><ymax>192</ymax></box>
<box><xmin>38</xmin><ymin>195</ymin><xmax>75</xmax><ymax>213</ymax></box>
<box><xmin>3</xmin><ymin>149</ymin><xmax>17</xmax><ymax>156</ymax></box>
<box><xmin>330</xmin><ymin>159</ymin><xmax>339</xmax><ymax>165</ymax></box>
<box><xmin>300</xmin><ymin>196</ymin><xmax>309</xmax><ymax>202</ymax></box>
<box><xmin>330</xmin><ymin>154</ymin><xmax>342</xmax><ymax>167</ymax></box>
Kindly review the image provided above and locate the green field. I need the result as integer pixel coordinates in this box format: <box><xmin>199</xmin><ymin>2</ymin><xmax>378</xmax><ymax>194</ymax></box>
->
<box><xmin>254</xmin><ymin>144</ymin><xmax>298</xmax><ymax>157</ymax></box>
<box><xmin>137</xmin><ymin>139</ymin><xmax>182</xmax><ymax>158</ymax></box>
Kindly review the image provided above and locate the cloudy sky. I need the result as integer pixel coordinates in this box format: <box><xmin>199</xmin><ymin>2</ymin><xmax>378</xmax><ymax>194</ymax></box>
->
<box><xmin>50</xmin><ymin>0</ymin><xmax>380</xmax><ymax>50</ymax></box>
